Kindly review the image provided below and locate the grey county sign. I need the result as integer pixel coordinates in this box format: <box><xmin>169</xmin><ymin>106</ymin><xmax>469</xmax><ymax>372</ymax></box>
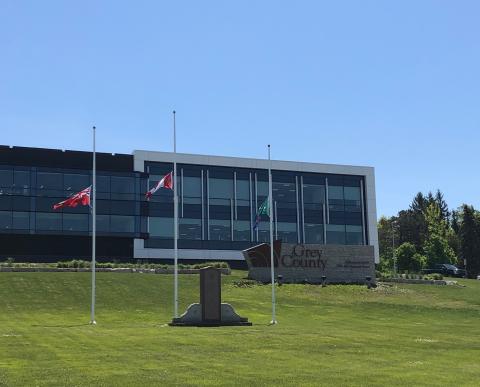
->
<box><xmin>242</xmin><ymin>241</ymin><xmax>375</xmax><ymax>284</ymax></box>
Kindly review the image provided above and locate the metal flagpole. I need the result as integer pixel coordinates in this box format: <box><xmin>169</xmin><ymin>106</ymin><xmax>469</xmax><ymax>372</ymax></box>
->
<box><xmin>268</xmin><ymin>144</ymin><xmax>277</xmax><ymax>324</ymax></box>
<box><xmin>90</xmin><ymin>126</ymin><xmax>97</xmax><ymax>325</ymax></box>
<box><xmin>173</xmin><ymin>111</ymin><xmax>179</xmax><ymax>318</ymax></box>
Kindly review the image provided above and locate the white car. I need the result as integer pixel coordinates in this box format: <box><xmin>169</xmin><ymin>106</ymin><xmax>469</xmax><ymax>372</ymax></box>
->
<box><xmin>477</xmin><ymin>275</ymin><xmax>480</xmax><ymax>280</ymax></box>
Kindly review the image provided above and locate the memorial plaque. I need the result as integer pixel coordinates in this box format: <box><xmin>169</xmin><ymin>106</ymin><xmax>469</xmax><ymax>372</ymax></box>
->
<box><xmin>200</xmin><ymin>267</ymin><xmax>221</xmax><ymax>322</ymax></box>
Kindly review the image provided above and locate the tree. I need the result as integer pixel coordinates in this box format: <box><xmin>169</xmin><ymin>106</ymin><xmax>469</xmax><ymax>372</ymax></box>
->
<box><xmin>434</xmin><ymin>189</ymin><xmax>450</xmax><ymax>222</ymax></box>
<box><xmin>396</xmin><ymin>242</ymin><xmax>426</xmax><ymax>272</ymax></box>
<box><xmin>377</xmin><ymin>216</ymin><xmax>399</xmax><ymax>270</ymax></box>
<box><xmin>423</xmin><ymin>202</ymin><xmax>457</xmax><ymax>267</ymax></box>
<box><xmin>459</xmin><ymin>205</ymin><xmax>480</xmax><ymax>278</ymax></box>
<box><xmin>424</xmin><ymin>234</ymin><xmax>456</xmax><ymax>267</ymax></box>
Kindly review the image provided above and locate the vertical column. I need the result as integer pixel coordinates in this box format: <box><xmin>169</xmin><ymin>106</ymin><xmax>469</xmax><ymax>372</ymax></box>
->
<box><xmin>360</xmin><ymin>179</ymin><xmax>366</xmax><ymax>245</ymax></box>
<box><xmin>296</xmin><ymin>176</ymin><xmax>300</xmax><ymax>243</ymax></box>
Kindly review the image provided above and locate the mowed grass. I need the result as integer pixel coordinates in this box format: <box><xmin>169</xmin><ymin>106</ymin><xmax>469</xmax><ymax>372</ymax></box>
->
<box><xmin>0</xmin><ymin>272</ymin><xmax>479</xmax><ymax>386</ymax></box>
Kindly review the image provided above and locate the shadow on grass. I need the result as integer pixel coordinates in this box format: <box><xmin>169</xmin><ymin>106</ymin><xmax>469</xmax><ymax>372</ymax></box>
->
<box><xmin>31</xmin><ymin>323</ymin><xmax>92</xmax><ymax>328</ymax></box>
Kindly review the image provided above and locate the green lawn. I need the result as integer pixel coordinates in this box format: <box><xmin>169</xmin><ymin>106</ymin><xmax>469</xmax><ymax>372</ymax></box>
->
<box><xmin>0</xmin><ymin>271</ymin><xmax>479</xmax><ymax>386</ymax></box>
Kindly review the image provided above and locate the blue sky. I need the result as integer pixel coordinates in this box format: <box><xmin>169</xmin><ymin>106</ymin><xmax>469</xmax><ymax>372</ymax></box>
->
<box><xmin>1</xmin><ymin>1</ymin><xmax>479</xmax><ymax>217</ymax></box>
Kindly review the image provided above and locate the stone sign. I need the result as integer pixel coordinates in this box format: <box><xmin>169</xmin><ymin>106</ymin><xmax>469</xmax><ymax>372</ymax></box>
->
<box><xmin>242</xmin><ymin>241</ymin><xmax>375</xmax><ymax>284</ymax></box>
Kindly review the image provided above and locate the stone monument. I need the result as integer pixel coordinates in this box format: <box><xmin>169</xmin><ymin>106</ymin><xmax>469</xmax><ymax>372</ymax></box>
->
<box><xmin>170</xmin><ymin>266</ymin><xmax>251</xmax><ymax>326</ymax></box>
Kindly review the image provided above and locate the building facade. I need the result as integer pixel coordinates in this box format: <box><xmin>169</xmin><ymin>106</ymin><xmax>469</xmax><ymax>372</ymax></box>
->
<box><xmin>0</xmin><ymin>146</ymin><xmax>379</xmax><ymax>265</ymax></box>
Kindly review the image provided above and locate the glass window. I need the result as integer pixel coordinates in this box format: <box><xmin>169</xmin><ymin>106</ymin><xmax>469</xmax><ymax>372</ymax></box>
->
<box><xmin>0</xmin><ymin>211</ymin><xmax>12</xmax><ymax>230</ymax></box>
<box><xmin>94</xmin><ymin>215</ymin><xmax>110</xmax><ymax>232</ymax></box>
<box><xmin>346</xmin><ymin>225</ymin><xmax>363</xmax><ymax>245</ymax></box>
<box><xmin>273</xmin><ymin>182</ymin><xmax>296</xmax><ymax>203</ymax></box>
<box><xmin>183</xmin><ymin>176</ymin><xmax>201</xmax><ymax>198</ymax></box>
<box><xmin>303</xmin><ymin>184</ymin><xmax>325</xmax><ymax>204</ymax></box>
<box><xmin>236</xmin><ymin>179</ymin><xmax>250</xmax><ymax>200</ymax></box>
<box><xmin>150</xmin><ymin>217</ymin><xmax>173</xmax><ymax>238</ymax></box>
<box><xmin>305</xmin><ymin>223</ymin><xmax>324</xmax><ymax>244</ymax></box>
<box><xmin>64</xmin><ymin>174</ymin><xmax>90</xmax><ymax>192</ymax></box>
<box><xmin>13</xmin><ymin>170</ymin><xmax>30</xmax><ymax>195</ymax></box>
<box><xmin>277</xmin><ymin>222</ymin><xmax>297</xmax><ymax>243</ymax></box>
<box><xmin>328</xmin><ymin>186</ymin><xmax>344</xmax><ymax>200</ymax></box>
<box><xmin>0</xmin><ymin>169</ymin><xmax>13</xmax><ymax>188</ymax></box>
<box><xmin>179</xmin><ymin>218</ymin><xmax>202</xmax><ymax>240</ymax></box>
<box><xmin>210</xmin><ymin>178</ymin><xmax>233</xmax><ymax>199</ymax></box>
<box><xmin>12</xmin><ymin>196</ymin><xmax>30</xmax><ymax>211</ymax></box>
<box><xmin>0</xmin><ymin>196</ymin><xmax>11</xmax><ymax>210</ymax></box>
<box><xmin>37</xmin><ymin>172</ymin><xmax>63</xmax><ymax>190</ymax></box>
<box><xmin>257</xmin><ymin>180</ymin><xmax>268</xmax><ymax>198</ymax></box>
<box><xmin>12</xmin><ymin>212</ymin><xmax>29</xmax><ymax>230</ymax></box>
<box><xmin>97</xmin><ymin>175</ymin><xmax>111</xmax><ymax>193</ymax></box>
<box><xmin>328</xmin><ymin>185</ymin><xmax>344</xmax><ymax>211</ymax></box>
<box><xmin>111</xmin><ymin>176</ymin><xmax>135</xmax><ymax>193</ymax></box>
<box><xmin>36</xmin><ymin>212</ymin><xmax>62</xmax><ymax>231</ymax></box>
<box><xmin>209</xmin><ymin>219</ymin><xmax>231</xmax><ymax>241</ymax></box>
<box><xmin>110</xmin><ymin>215</ymin><xmax>135</xmax><ymax>233</ymax></box>
<box><xmin>233</xmin><ymin>220</ymin><xmax>250</xmax><ymax>241</ymax></box>
<box><xmin>63</xmin><ymin>213</ymin><xmax>89</xmax><ymax>232</ymax></box>
<box><xmin>326</xmin><ymin>224</ymin><xmax>345</xmax><ymax>245</ymax></box>
<box><xmin>256</xmin><ymin>221</ymin><xmax>270</xmax><ymax>243</ymax></box>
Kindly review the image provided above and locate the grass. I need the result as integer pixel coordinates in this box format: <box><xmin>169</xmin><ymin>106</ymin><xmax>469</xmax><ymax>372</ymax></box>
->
<box><xmin>0</xmin><ymin>271</ymin><xmax>479</xmax><ymax>386</ymax></box>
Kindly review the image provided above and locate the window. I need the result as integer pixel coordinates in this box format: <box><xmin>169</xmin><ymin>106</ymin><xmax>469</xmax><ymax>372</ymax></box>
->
<box><xmin>110</xmin><ymin>215</ymin><xmax>135</xmax><ymax>233</ymax></box>
<box><xmin>209</xmin><ymin>177</ymin><xmax>233</xmax><ymax>206</ymax></box>
<box><xmin>277</xmin><ymin>222</ymin><xmax>297</xmax><ymax>243</ymax></box>
<box><xmin>305</xmin><ymin>223</ymin><xmax>324</xmax><ymax>244</ymax></box>
<box><xmin>256</xmin><ymin>221</ymin><xmax>270</xmax><ymax>243</ymax></box>
<box><xmin>37</xmin><ymin>172</ymin><xmax>63</xmax><ymax>190</ymax></box>
<box><xmin>0</xmin><ymin>169</ymin><xmax>13</xmax><ymax>189</ymax></box>
<box><xmin>326</xmin><ymin>224</ymin><xmax>345</xmax><ymax>245</ymax></box>
<box><xmin>233</xmin><ymin>220</ymin><xmax>250</xmax><ymax>241</ymax></box>
<box><xmin>0</xmin><ymin>211</ymin><xmax>12</xmax><ymax>230</ymax></box>
<box><xmin>63</xmin><ymin>213</ymin><xmax>89</xmax><ymax>232</ymax></box>
<box><xmin>36</xmin><ymin>213</ymin><xmax>62</xmax><ymax>231</ymax></box>
<box><xmin>13</xmin><ymin>170</ymin><xmax>30</xmax><ymax>195</ymax></box>
<box><xmin>209</xmin><ymin>219</ymin><xmax>231</xmax><ymax>241</ymax></box>
<box><xmin>236</xmin><ymin>179</ymin><xmax>250</xmax><ymax>207</ymax></box>
<box><xmin>303</xmin><ymin>184</ymin><xmax>325</xmax><ymax>205</ymax></box>
<box><xmin>183</xmin><ymin>176</ymin><xmax>202</xmax><ymax>197</ymax></box>
<box><xmin>111</xmin><ymin>176</ymin><xmax>135</xmax><ymax>200</ymax></box>
<box><xmin>179</xmin><ymin>218</ymin><xmax>202</xmax><ymax>240</ymax></box>
<box><xmin>328</xmin><ymin>185</ymin><xmax>344</xmax><ymax>211</ymax></box>
<box><xmin>94</xmin><ymin>215</ymin><xmax>110</xmax><ymax>232</ymax></box>
<box><xmin>64</xmin><ymin>174</ymin><xmax>89</xmax><ymax>193</ymax></box>
<box><xmin>150</xmin><ymin>217</ymin><xmax>173</xmax><ymax>238</ymax></box>
<box><xmin>12</xmin><ymin>212</ymin><xmax>29</xmax><ymax>230</ymax></box>
<box><xmin>273</xmin><ymin>182</ymin><xmax>296</xmax><ymax>203</ymax></box>
<box><xmin>346</xmin><ymin>225</ymin><xmax>363</xmax><ymax>245</ymax></box>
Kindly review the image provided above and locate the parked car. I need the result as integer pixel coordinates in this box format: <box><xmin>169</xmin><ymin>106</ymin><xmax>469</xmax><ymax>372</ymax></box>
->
<box><xmin>422</xmin><ymin>264</ymin><xmax>466</xmax><ymax>278</ymax></box>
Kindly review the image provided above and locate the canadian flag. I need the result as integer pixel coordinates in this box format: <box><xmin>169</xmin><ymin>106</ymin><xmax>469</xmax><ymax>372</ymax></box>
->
<box><xmin>53</xmin><ymin>186</ymin><xmax>91</xmax><ymax>210</ymax></box>
<box><xmin>145</xmin><ymin>171</ymin><xmax>173</xmax><ymax>200</ymax></box>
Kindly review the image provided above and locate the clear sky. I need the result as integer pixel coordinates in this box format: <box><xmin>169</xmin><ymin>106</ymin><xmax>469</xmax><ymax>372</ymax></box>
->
<box><xmin>1</xmin><ymin>1</ymin><xmax>479</xmax><ymax>218</ymax></box>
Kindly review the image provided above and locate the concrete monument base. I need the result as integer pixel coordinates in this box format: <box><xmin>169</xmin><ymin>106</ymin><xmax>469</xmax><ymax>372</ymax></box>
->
<box><xmin>169</xmin><ymin>303</ymin><xmax>252</xmax><ymax>326</ymax></box>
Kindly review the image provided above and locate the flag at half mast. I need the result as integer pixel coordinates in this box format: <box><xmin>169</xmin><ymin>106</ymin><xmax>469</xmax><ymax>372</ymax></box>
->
<box><xmin>145</xmin><ymin>171</ymin><xmax>173</xmax><ymax>200</ymax></box>
<box><xmin>53</xmin><ymin>186</ymin><xmax>91</xmax><ymax>210</ymax></box>
<box><xmin>253</xmin><ymin>197</ymin><xmax>270</xmax><ymax>230</ymax></box>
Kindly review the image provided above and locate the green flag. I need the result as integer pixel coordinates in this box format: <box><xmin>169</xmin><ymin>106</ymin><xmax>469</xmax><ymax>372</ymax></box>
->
<box><xmin>258</xmin><ymin>197</ymin><xmax>270</xmax><ymax>216</ymax></box>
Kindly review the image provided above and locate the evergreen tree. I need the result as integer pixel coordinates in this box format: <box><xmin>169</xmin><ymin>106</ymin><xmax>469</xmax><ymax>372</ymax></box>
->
<box><xmin>434</xmin><ymin>189</ymin><xmax>450</xmax><ymax>222</ymax></box>
<box><xmin>459</xmin><ymin>205</ymin><xmax>480</xmax><ymax>278</ymax></box>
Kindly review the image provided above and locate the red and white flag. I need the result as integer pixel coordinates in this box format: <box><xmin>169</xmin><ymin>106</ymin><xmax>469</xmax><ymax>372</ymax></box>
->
<box><xmin>145</xmin><ymin>171</ymin><xmax>173</xmax><ymax>200</ymax></box>
<box><xmin>53</xmin><ymin>186</ymin><xmax>91</xmax><ymax>210</ymax></box>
